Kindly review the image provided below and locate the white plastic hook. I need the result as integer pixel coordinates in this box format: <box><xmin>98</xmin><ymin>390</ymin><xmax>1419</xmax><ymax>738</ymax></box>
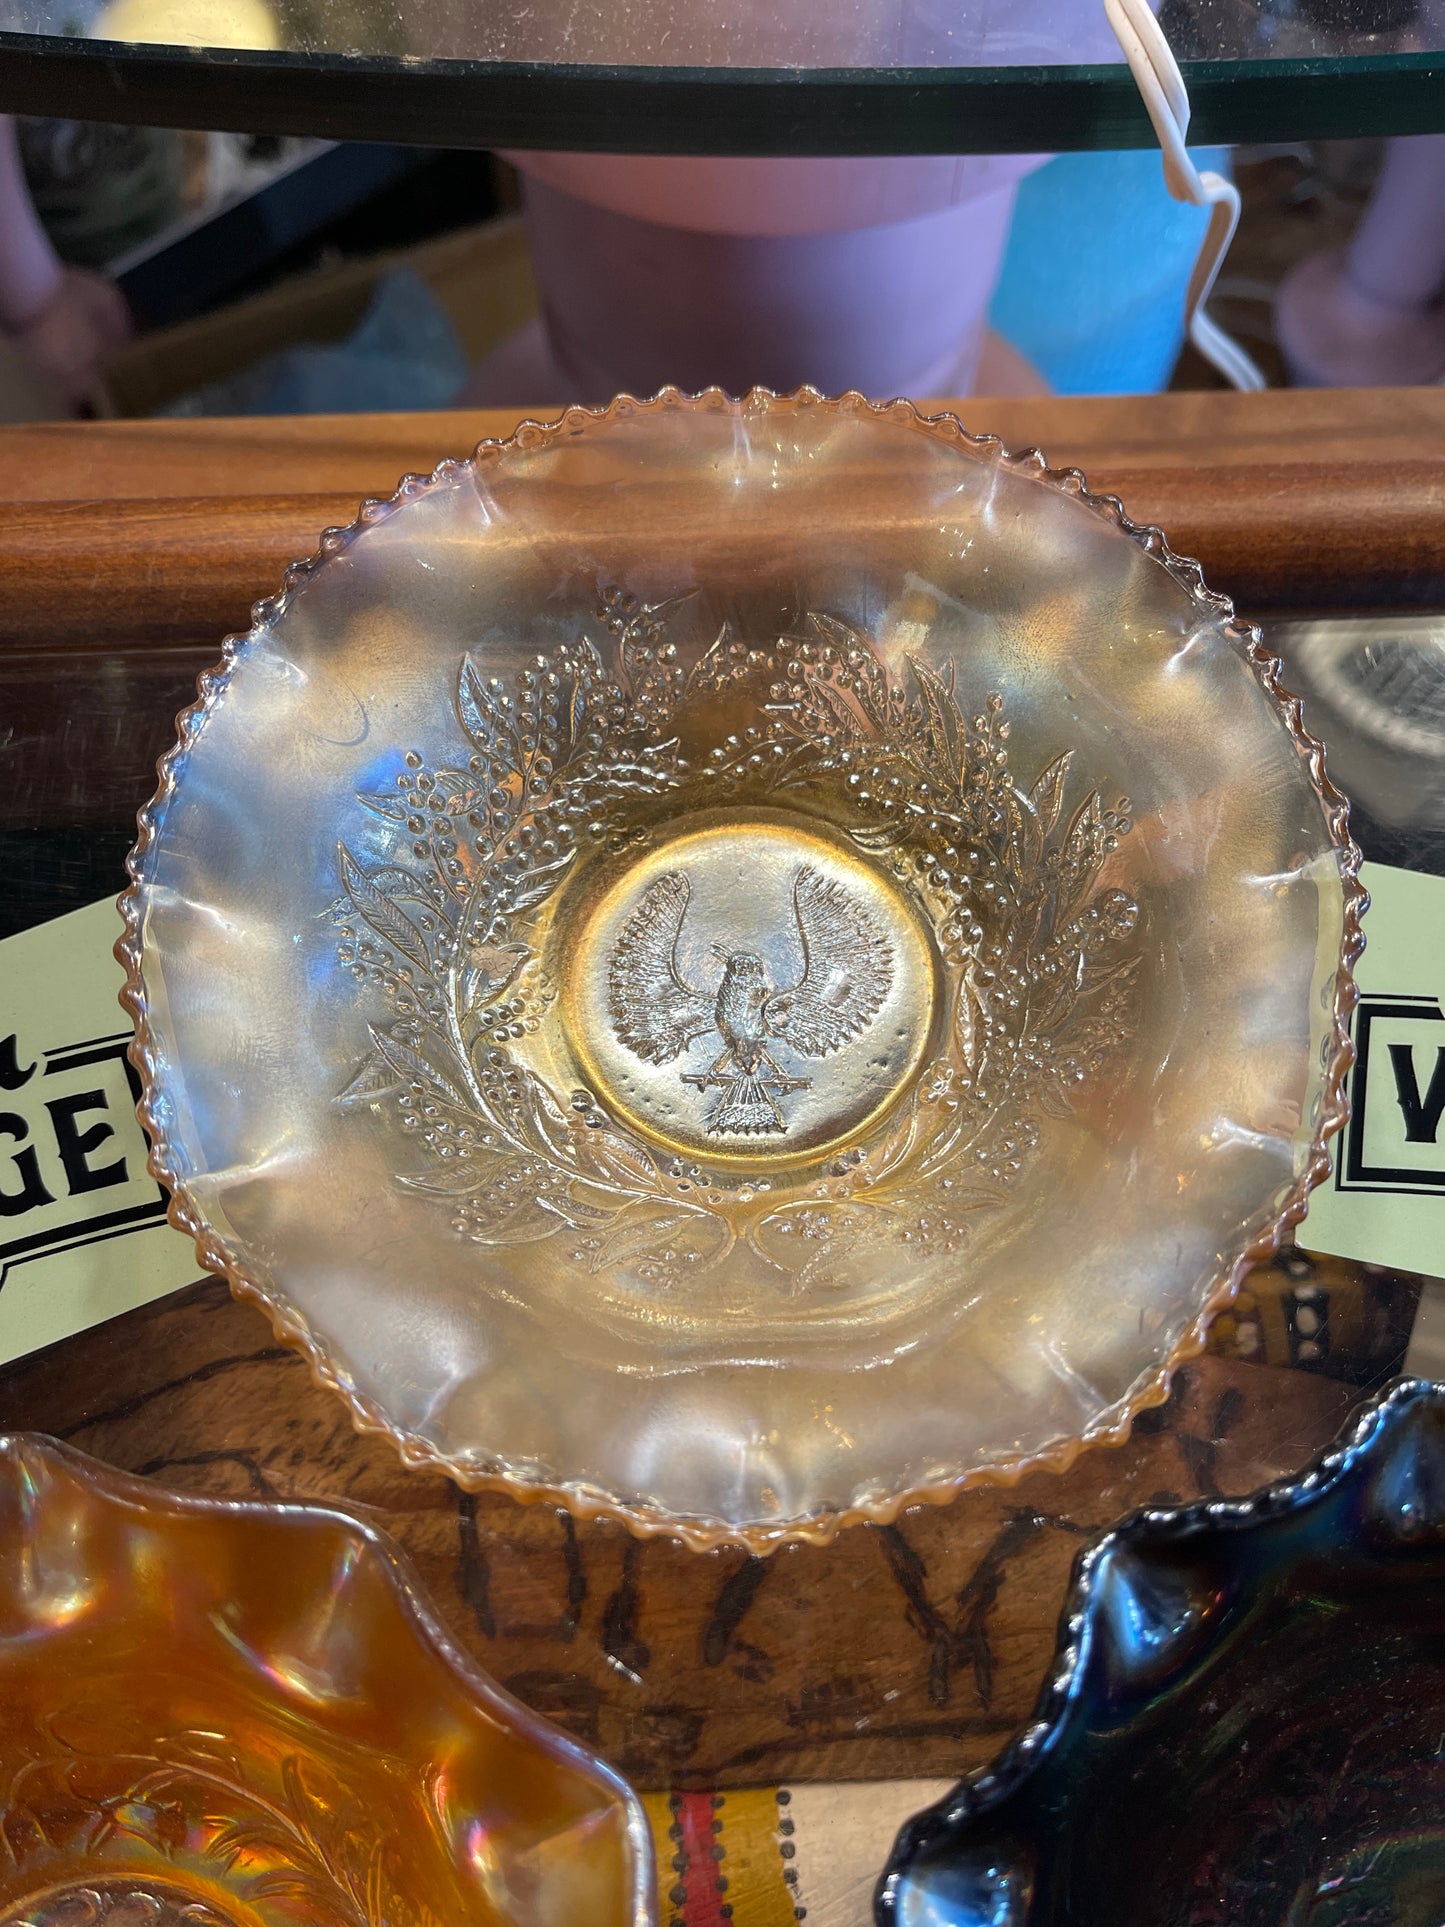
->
<box><xmin>1104</xmin><ymin>0</ymin><xmax>1267</xmax><ymax>392</ymax></box>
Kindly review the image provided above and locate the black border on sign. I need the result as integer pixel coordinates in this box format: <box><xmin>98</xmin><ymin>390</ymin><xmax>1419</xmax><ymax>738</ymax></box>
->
<box><xmin>0</xmin><ymin>1034</ymin><xmax>170</xmax><ymax>1288</ymax></box>
<box><xmin>1337</xmin><ymin>993</ymin><xmax>1445</xmax><ymax>1196</ymax></box>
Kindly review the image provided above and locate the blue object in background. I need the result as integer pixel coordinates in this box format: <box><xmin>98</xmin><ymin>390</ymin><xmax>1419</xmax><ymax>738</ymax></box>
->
<box><xmin>988</xmin><ymin>147</ymin><xmax>1230</xmax><ymax>394</ymax></box>
<box><xmin>161</xmin><ymin>266</ymin><xmax>469</xmax><ymax>417</ymax></box>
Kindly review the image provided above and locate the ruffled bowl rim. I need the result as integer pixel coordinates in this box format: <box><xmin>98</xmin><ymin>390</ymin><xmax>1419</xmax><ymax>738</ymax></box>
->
<box><xmin>875</xmin><ymin>1374</ymin><xmax>1445</xmax><ymax>1924</ymax></box>
<box><xmin>116</xmin><ymin>385</ymin><xmax>1367</xmax><ymax>1555</ymax></box>
<box><xmin>0</xmin><ymin>1429</ymin><xmax>655</xmax><ymax>1924</ymax></box>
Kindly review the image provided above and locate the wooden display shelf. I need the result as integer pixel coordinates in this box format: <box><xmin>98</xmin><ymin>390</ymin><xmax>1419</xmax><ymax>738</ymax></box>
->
<box><xmin>2</xmin><ymin>388</ymin><xmax>1444</xmax><ymax>658</ymax></box>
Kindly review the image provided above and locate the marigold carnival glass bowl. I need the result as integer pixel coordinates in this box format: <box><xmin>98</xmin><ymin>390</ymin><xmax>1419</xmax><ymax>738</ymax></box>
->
<box><xmin>0</xmin><ymin>1432</ymin><xmax>652</xmax><ymax>1927</ymax></box>
<box><xmin>118</xmin><ymin>388</ymin><xmax>1363</xmax><ymax>1552</ymax></box>
<box><xmin>877</xmin><ymin>1376</ymin><xmax>1445</xmax><ymax>1927</ymax></box>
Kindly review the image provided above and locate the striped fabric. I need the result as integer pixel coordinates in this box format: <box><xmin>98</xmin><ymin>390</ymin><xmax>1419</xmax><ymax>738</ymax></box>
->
<box><xmin>642</xmin><ymin>1782</ymin><xmax>953</xmax><ymax>1927</ymax></box>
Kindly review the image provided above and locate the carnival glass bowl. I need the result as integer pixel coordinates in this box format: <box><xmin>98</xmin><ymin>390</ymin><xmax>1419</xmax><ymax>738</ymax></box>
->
<box><xmin>0</xmin><ymin>1434</ymin><xmax>651</xmax><ymax>1927</ymax></box>
<box><xmin>878</xmin><ymin>1377</ymin><xmax>1445</xmax><ymax>1927</ymax></box>
<box><xmin>119</xmin><ymin>388</ymin><xmax>1361</xmax><ymax>1551</ymax></box>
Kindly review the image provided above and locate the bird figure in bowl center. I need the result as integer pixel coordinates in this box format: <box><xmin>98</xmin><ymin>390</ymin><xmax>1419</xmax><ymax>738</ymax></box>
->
<box><xmin>609</xmin><ymin>863</ymin><xmax>893</xmax><ymax>1135</ymax></box>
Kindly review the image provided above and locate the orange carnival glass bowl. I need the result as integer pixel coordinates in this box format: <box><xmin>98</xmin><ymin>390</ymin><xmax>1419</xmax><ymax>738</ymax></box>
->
<box><xmin>0</xmin><ymin>1433</ymin><xmax>652</xmax><ymax>1927</ymax></box>
<box><xmin>118</xmin><ymin>389</ymin><xmax>1362</xmax><ymax>1552</ymax></box>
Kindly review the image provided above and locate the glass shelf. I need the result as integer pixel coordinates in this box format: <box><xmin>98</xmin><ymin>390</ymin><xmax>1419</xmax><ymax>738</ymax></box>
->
<box><xmin>0</xmin><ymin>0</ymin><xmax>1442</xmax><ymax>153</ymax></box>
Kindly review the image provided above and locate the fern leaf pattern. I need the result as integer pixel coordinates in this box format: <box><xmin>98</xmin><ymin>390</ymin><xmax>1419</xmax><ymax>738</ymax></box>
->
<box><xmin>332</xmin><ymin>589</ymin><xmax>1138</xmax><ymax>1291</ymax></box>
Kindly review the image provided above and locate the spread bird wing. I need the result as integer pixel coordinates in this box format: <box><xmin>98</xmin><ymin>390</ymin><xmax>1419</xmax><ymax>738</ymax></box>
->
<box><xmin>768</xmin><ymin>866</ymin><xmax>894</xmax><ymax>1060</ymax></box>
<box><xmin>609</xmin><ymin>871</ymin><xmax>716</xmax><ymax>1064</ymax></box>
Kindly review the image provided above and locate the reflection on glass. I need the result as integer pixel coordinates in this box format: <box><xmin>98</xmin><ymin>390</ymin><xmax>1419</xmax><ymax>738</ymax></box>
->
<box><xmin>0</xmin><ymin>0</ymin><xmax>1436</xmax><ymax>72</ymax></box>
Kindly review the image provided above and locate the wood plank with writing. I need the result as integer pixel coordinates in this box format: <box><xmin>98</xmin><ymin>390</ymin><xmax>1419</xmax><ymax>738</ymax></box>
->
<box><xmin>0</xmin><ymin>1278</ymin><xmax>1358</xmax><ymax>1789</ymax></box>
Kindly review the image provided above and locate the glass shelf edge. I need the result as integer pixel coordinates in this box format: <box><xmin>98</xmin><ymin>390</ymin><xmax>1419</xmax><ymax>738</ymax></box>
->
<box><xmin>0</xmin><ymin>38</ymin><xmax>1441</xmax><ymax>155</ymax></box>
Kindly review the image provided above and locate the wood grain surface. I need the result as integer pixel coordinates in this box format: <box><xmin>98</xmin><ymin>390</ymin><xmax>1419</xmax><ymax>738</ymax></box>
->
<box><xmin>0</xmin><ymin>1279</ymin><xmax>1361</xmax><ymax>1790</ymax></box>
<box><xmin>1</xmin><ymin>389</ymin><xmax>1443</xmax><ymax>660</ymax></box>
<box><xmin>3</xmin><ymin>386</ymin><xmax>1441</xmax><ymax>831</ymax></box>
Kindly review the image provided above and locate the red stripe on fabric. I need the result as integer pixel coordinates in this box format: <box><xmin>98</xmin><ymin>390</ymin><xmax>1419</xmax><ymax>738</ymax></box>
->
<box><xmin>677</xmin><ymin>1790</ymin><xmax>728</xmax><ymax>1927</ymax></box>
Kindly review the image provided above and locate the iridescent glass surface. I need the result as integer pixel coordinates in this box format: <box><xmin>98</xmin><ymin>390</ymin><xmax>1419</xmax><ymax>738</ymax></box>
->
<box><xmin>0</xmin><ymin>1434</ymin><xmax>652</xmax><ymax>1927</ymax></box>
<box><xmin>880</xmin><ymin>1377</ymin><xmax>1445</xmax><ymax>1927</ymax></box>
<box><xmin>121</xmin><ymin>391</ymin><xmax>1359</xmax><ymax>1549</ymax></box>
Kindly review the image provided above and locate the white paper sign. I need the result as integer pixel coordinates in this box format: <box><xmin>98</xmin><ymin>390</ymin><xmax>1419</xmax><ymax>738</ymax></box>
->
<box><xmin>0</xmin><ymin>897</ymin><xmax>203</xmax><ymax>1365</ymax></box>
<box><xmin>1301</xmin><ymin>860</ymin><xmax>1445</xmax><ymax>1282</ymax></box>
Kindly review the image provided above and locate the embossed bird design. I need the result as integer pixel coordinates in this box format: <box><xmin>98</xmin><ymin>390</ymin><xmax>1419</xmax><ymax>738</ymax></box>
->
<box><xmin>608</xmin><ymin>865</ymin><xmax>893</xmax><ymax>1134</ymax></box>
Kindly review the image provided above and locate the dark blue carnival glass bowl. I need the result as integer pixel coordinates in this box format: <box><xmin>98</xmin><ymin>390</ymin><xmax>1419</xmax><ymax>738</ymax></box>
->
<box><xmin>878</xmin><ymin>1377</ymin><xmax>1445</xmax><ymax>1927</ymax></box>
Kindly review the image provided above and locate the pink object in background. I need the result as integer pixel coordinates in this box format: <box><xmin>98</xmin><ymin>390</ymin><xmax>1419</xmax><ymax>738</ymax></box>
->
<box><xmin>464</xmin><ymin>0</ymin><xmax>1147</xmax><ymax>405</ymax></box>
<box><xmin>0</xmin><ymin>114</ymin><xmax>131</xmax><ymax>414</ymax></box>
<box><xmin>466</xmin><ymin>154</ymin><xmax>1040</xmax><ymax>404</ymax></box>
<box><xmin>1276</xmin><ymin>0</ymin><xmax>1445</xmax><ymax>387</ymax></box>
<box><xmin>512</xmin><ymin>149</ymin><xmax>1040</xmax><ymax>238</ymax></box>
<box><xmin>1277</xmin><ymin>133</ymin><xmax>1445</xmax><ymax>387</ymax></box>
<box><xmin>0</xmin><ymin>116</ymin><xmax>60</xmax><ymax>330</ymax></box>
<box><xmin>473</xmin><ymin>163</ymin><xmax>1028</xmax><ymax>404</ymax></box>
